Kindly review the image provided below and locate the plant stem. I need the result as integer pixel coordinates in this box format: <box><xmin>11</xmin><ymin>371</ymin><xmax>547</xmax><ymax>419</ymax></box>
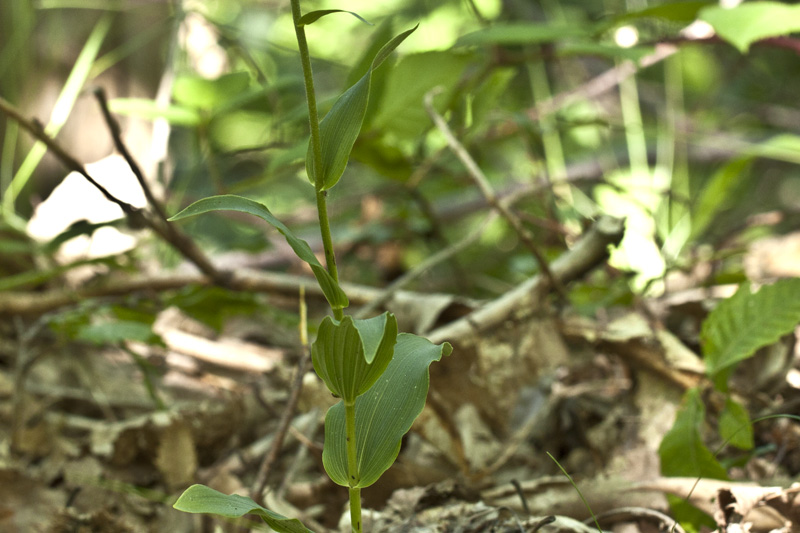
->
<box><xmin>291</xmin><ymin>2</ymin><xmax>355</xmax><ymax>531</ymax></box>
<box><xmin>290</xmin><ymin>0</ymin><xmax>344</xmax><ymax>320</ymax></box>
<box><xmin>345</xmin><ymin>401</ymin><xmax>362</xmax><ymax>533</ymax></box>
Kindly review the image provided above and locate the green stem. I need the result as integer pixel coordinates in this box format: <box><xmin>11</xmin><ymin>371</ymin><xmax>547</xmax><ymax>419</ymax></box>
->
<box><xmin>290</xmin><ymin>0</ymin><xmax>343</xmax><ymax>320</ymax></box>
<box><xmin>345</xmin><ymin>401</ymin><xmax>362</xmax><ymax>532</ymax></box>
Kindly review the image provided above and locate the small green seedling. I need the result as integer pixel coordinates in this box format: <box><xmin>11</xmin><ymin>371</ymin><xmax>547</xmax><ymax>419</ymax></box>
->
<box><xmin>170</xmin><ymin>4</ymin><xmax>450</xmax><ymax>533</ymax></box>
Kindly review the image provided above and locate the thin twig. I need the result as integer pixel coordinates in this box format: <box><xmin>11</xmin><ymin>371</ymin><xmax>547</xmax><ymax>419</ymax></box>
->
<box><xmin>93</xmin><ymin>88</ymin><xmax>170</xmax><ymax>223</ymax></box>
<box><xmin>0</xmin><ymin>94</ymin><xmax>229</xmax><ymax>286</ymax></box>
<box><xmin>424</xmin><ymin>87</ymin><xmax>568</xmax><ymax>300</ymax></box>
<box><xmin>252</xmin><ymin>286</ymin><xmax>312</xmax><ymax>503</ymax></box>
<box><xmin>527</xmin><ymin>43</ymin><xmax>677</xmax><ymax>121</ymax></box>
<box><xmin>92</xmin><ymin>88</ymin><xmax>230</xmax><ymax>285</ymax></box>
<box><xmin>0</xmin><ymin>96</ymin><xmax>140</xmax><ymax>218</ymax></box>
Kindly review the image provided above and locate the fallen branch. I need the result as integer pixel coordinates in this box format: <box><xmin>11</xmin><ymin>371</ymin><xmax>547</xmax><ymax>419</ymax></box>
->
<box><xmin>428</xmin><ymin>215</ymin><xmax>625</xmax><ymax>345</ymax></box>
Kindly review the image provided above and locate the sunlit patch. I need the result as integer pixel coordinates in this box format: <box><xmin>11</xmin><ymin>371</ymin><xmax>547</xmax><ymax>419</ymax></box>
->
<box><xmin>614</xmin><ymin>25</ymin><xmax>639</xmax><ymax>49</ymax></box>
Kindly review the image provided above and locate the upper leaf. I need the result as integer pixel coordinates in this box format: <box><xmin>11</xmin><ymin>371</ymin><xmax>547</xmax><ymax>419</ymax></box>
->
<box><xmin>701</xmin><ymin>279</ymin><xmax>800</xmax><ymax>387</ymax></box>
<box><xmin>169</xmin><ymin>195</ymin><xmax>348</xmax><ymax>310</ymax></box>
<box><xmin>173</xmin><ymin>484</ymin><xmax>313</xmax><ymax>533</ymax></box>
<box><xmin>700</xmin><ymin>2</ymin><xmax>800</xmax><ymax>54</ymax></box>
<box><xmin>312</xmin><ymin>313</ymin><xmax>398</xmax><ymax>402</ymax></box>
<box><xmin>322</xmin><ymin>333</ymin><xmax>452</xmax><ymax>488</ymax></box>
<box><xmin>307</xmin><ymin>25</ymin><xmax>417</xmax><ymax>190</ymax></box>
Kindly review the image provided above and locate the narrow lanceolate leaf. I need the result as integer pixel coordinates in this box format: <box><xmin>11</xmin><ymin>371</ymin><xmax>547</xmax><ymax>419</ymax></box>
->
<box><xmin>169</xmin><ymin>195</ymin><xmax>348</xmax><ymax>310</ymax></box>
<box><xmin>323</xmin><ymin>334</ymin><xmax>452</xmax><ymax>488</ymax></box>
<box><xmin>297</xmin><ymin>9</ymin><xmax>372</xmax><ymax>27</ymax></box>
<box><xmin>312</xmin><ymin>313</ymin><xmax>398</xmax><ymax>402</ymax></box>
<box><xmin>307</xmin><ymin>25</ymin><xmax>417</xmax><ymax>190</ymax></box>
<box><xmin>173</xmin><ymin>484</ymin><xmax>313</xmax><ymax>533</ymax></box>
<box><xmin>701</xmin><ymin>279</ymin><xmax>800</xmax><ymax>384</ymax></box>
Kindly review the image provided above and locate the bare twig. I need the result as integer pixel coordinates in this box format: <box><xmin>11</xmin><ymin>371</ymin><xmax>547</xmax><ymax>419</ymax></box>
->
<box><xmin>252</xmin><ymin>287</ymin><xmax>312</xmax><ymax>503</ymax></box>
<box><xmin>92</xmin><ymin>88</ymin><xmax>230</xmax><ymax>285</ymax></box>
<box><xmin>428</xmin><ymin>216</ymin><xmax>625</xmax><ymax>345</ymax></box>
<box><xmin>424</xmin><ymin>87</ymin><xmax>568</xmax><ymax>300</ymax></box>
<box><xmin>527</xmin><ymin>43</ymin><xmax>678</xmax><ymax>121</ymax></box>
<box><xmin>0</xmin><ymin>96</ymin><xmax>141</xmax><ymax>218</ymax></box>
<box><xmin>0</xmin><ymin>94</ymin><xmax>229</xmax><ymax>286</ymax></box>
<box><xmin>252</xmin><ymin>352</ymin><xmax>311</xmax><ymax>502</ymax></box>
<box><xmin>93</xmin><ymin>88</ymin><xmax>170</xmax><ymax>223</ymax></box>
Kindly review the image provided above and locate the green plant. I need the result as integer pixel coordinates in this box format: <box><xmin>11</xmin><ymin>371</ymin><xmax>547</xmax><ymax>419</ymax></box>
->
<box><xmin>658</xmin><ymin>278</ymin><xmax>800</xmax><ymax>526</ymax></box>
<box><xmin>168</xmin><ymin>5</ymin><xmax>451</xmax><ymax>533</ymax></box>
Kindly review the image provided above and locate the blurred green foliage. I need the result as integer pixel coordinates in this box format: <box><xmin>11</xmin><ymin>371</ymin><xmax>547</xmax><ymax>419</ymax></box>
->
<box><xmin>3</xmin><ymin>0</ymin><xmax>800</xmax><ymax>298</ymax></box>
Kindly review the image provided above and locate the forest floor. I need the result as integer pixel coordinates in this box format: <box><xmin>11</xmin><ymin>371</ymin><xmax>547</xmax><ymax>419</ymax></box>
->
<box><xmin>2</xmin><ymin>223</ymin><xmax>800</xmax><ymax>533</ymax></box>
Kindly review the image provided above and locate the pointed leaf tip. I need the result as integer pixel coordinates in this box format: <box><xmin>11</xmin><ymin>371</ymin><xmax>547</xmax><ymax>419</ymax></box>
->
<box><xmin>307</xmin><ymin>25</ymin><xmax>417</xmax><ymax>190</ymax></box>
<box><xmin>169</xmin><ymin>195</ymin><xmax>348</xmax><ymax>310</ymax></box>
<box><xmin>297</xmin><ymin>9</ymin><xmax>373</xmax><ymax>27</ymax></box>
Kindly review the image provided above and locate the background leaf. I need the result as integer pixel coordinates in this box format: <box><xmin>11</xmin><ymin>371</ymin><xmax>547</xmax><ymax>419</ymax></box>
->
<box><xmin>173</xmin><ymin>484</ymin><xmax>313</xmax><ymax>533</ymax></box>
<box><xmin>719</xmin><ymin>397</ymin><xmax>754</xmax><ymax>450</ymax></box>
<box><xmin>701</xmin><ymin>279</ymin><xmax>800</xmax><ymax>384</ymax></box>
<box><xmin>659</xmin><ymin>387</ymin><xmax>727</xmax><ymax>480</ymax></box>
<box><xmin>169</xmin><ymin>195</ymin><xmax>348</xmax><ymax>310</ymax></box>
<box><xmin>700</xmin><ymin>2</ymin><xmax>800</xmax><ymax>53</ymax></box>
<box><xmin>322</xmin><ymin>333</ymin><xmax>452</xmax><ymax>488</ymax></box>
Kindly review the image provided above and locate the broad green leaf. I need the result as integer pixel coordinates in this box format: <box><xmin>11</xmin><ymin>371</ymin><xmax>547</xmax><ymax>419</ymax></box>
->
<box><xmin>370</xmin><ymin>51</ymin><xmax>472</xmax><ymax>140</ymax></box>
<box><xmin>173</xmin><ymin>484</ymin><xmax>313</xmax><ymax>533</ymax></box>
<box><xmin>109</xmin><ymin>98</ymin><xmax>200</xmax><ymax>126</ymax></box>
<box><xmin>700</xmin><ymin>2</ymin><xmax>800</xmax><ymax>54</ymax></box>
<box><xmin>615</xmin><ymin>1</ymin><xmax>715</xmax><ymax>24</ymax></box>
<box><xmin>719</xmin><ymin>397</ymin><xmax>753</xmax><ymax>450</ymax></box>
<box><xmin>455</xmin><ymin>23</ymin><xmax>588</xmax><ymax>47</ymax></box>
<box><xmin>323</xmin><ymin>334</ymin><xmax>452</xmax><ymax>488</ymax></box>
<box><xmin>169</xmin><ymin>195</ymin><xmax>348</xmax><ymax>310</ymax></box>
<box><xmin>307</xmin><ymin>25</ymin><xmax>417</xmax><ymax>190</ymax></box>
<box><xmin>658</xmin><ymin>388</ymin><xmax>728</xmax><ymax>480</ymax></box>
<box><xmin>77</xmin><ymin>320</ymin><xmax>161</xmax><ymax>345</ymax></box>
<box><xmin>173</xmin><ymin>72</ymin><xmax>250</xmax><ymax>111</ymax></box>
<box><xmin>297</xmin><ymin>9</ymin><xmax>372</xmax><ymax>27</ymax></box>
<box><xmin>690</xmin><ymin>157</ymin><xmax>752</xmax><ymax>241</ymax></box>
<box><xmin>701</xmin><ymin>279</ymin><xmax>800</xmax><ymax>384</ymax></box>
<box><xmin>312</xmin><ymin>313</ymin><xmax>398</xmax><ymax>402</ymax></box>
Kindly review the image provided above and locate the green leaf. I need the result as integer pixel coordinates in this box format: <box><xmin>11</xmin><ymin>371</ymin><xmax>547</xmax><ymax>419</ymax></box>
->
<box><xmin>323</xmin><ymin>334</ymin><xmax>452</xmax><ymax>488</ymax></box>
<box><xmin>297</xmin><ymin>9</ymin><xmax>372</xmax><ymax>27</ymax></box>
<box><xmin>173</xmin><ymin>72</ymin><xmax>250</xmax><ymax>111</ymax></box>
<box><xmin>173</xmin><ymin>484</ymin><xmax>313</xmax><ymax>533</ymax></box>
<box><xmin>700</xmin><ymin>2</ymin><xmax>800</xmax><ymax>54</ymax></box>
<box><xmin>312</xmin><ymin>313</ymin><xmax>398</xmax><ymax>402</ymax></box>
<box><xmin>370</xmin><ymin>51</ymin><xmax>472</xmax><ymax>140</ymax></box>
<box><xmin>455</xmin><ymin>22</ymin><xmax>588</xmax><ymax>47</ymax></box>
<box><xmin>169</xmin><ymin>195</ymin><xmax>348</xmax><ymax>310</ymax></box>
<box><xmin>701</xmin><ymin>279</ymin><xmax>800</xmax><ymax>384</ymax></box>
<box><xmin>615</xmin><ymin>1</ymin><xmax>715</xmax><ymax>24</ymax></box>
<box><xmin>658</xmin><ymin>388</ymin><xmax>728</xmax><ymax>480</ymax></box>
<box><xmin>719</xmin><ymin>397</ymin><xmax>754</xmax><ymax>450</ymax></box>
<box><xmin>109</xmin><ymin>98</ymin><xmax>200</xmax><ymax>126</ymax></box>
<box><xmin>307</xmin><ymin>25</ymin><xmax>417</xmax><ymax>190</ymax></box>
<box><xmin>690</xmin><ymin>157</ymin><xmax>752</xmax><ymax>241</ymax></box>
